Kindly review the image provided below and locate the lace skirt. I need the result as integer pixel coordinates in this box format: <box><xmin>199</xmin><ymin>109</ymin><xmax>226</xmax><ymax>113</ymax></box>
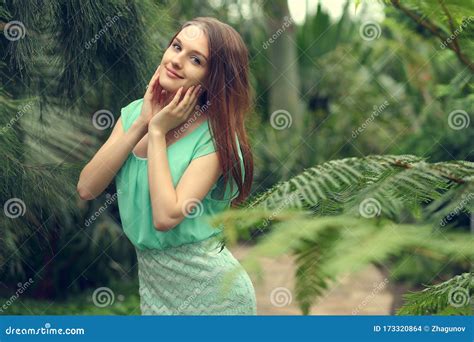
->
<box><xmin>136</xmin><ymin>236</ymin><xmax>257</xmax><ymax>315</ymax></box>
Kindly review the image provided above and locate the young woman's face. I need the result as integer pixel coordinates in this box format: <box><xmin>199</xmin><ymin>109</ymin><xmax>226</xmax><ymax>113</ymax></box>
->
<box><xmin>159</xmin><ymin>25</ymin><xmax>209</xmax><ymax>93</ymax></box>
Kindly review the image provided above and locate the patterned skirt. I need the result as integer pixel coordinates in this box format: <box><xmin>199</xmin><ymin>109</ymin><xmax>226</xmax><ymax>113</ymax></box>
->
<box><xmin>136</xmin><ymin>236</ymin><xmax>257</xmax><ymax>315</ymax></box>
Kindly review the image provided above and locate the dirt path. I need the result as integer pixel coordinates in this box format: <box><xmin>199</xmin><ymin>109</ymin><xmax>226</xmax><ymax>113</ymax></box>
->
<box><xmin>229</xmin><ymin>244</ymin><xmax>393</xmax><ymax>315</ymax></box>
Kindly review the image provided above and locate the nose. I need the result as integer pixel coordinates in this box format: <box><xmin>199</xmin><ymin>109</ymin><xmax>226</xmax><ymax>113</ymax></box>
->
<box><xmin>171</xmin><ymin>53</ymin><xmax>184</xmax><ymax>69</ymax></box>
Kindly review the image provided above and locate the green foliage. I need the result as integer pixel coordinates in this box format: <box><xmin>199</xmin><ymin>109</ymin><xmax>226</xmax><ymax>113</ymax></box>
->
<box><xmin>1</xmin><ymin>0</ymin><xmax>472</xmax><ymax>316</ymax></box>
<box><xmin>297</xmin><ymin>1</ymin><xmax>357</xmax><ymax>96</ymax></box>
<box><xmin>395</xmin><ymin>70</ymin><xmax>473</xmax><ymax>162</ymax></box>
<box><xmin>251</xmin><ymin>0</ymin><xmax>473</xmax><ymax>198</ymax></box>
<box><xmin>388</xmin><ymin>0</ymin><xmax>474</xmax><ymax>71</ymax></box>
<box><xmin>214</xmin><ymin>212</ymin><xmax>473</xmax><ymax>315</ymax></box>
<box><xmin>1</xmin><ymin>0</ymin><xmax>168</xmax><ymax>107</ymax></box>
<box><xmin>213</xmin><ymin>155</ymin><xmax>473</xmax><ymax>314</ymax></box>
<box><xmin>397</xmin><ymin>272</ymin><xmax>473</xmax><ymax>315</ymax></box>
<box><xmin>247</xmin><ymin>155</ymin><xmax>473</xmax><ymax>224</ymax></box>
<box><xmin>0</xmin><ymin>0</ymin><xmax>170</xmax><ymax>298</ymax></box>
<box><xmin>0</xmin><ymin>279</ymin><xmax>140</xmax><ymax>315</ymax></box>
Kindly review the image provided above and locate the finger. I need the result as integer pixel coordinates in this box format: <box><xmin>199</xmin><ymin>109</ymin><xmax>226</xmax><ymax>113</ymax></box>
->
<box><xmin>151</xmin><ymin>67</ymin><xmax>163</xmax><ymax>93</ymax></box>
<box><xmin>183</xmin><ymin>85</ymin><xmax>200</xmax><ymax>113</ymax></box>
<box><xmin>145</xmin><ymin>65</ymin><xmax>162</xmax><ymax>95</ymax></box>
<box><xmin>146</xmin><ymin>66</ymin><xmax>160</xmax><ymax>89</ymax></box>
<box><xmin>187</xmin><ymin>86</ymin><xmax>202</xmax><ymax>113</ymax></box>
<box><xmin>180</xmin><ymin>86</ymin><xmax>196</xmax><ymax>107</ymax></box>
<box><xmin>192</xmin><ymin>84</ymin><xmax>202</xmax><ymax>100</ymax></box>
<box><xmin>186</xmin><ymin>85</ymin><xmax>202</xmax><ymax>110</ymax></box>
<box><xmin>168</xmin><ymin>86</ymin><xmax>184</xmax><ymax>108</ymax></box>
<box><xmin>159</xmin><ymin>89</ymin><xmax>166</xmax><ymax>107</ymax></box>
<box><xmin>152</xmin><ymin>80</ymin><xmax>163</xmax><ymax>99</ymax></box>
<box><xmin>151</xmin><ymin>64</ymin><xmax>161</xmax><ymax>79</ymax></box>
<box><xmin>185</xmin><ymin>97</ymin><xmax>199</xmax><ymax>117</ymax></box>
<box><xmin>178</xmin><ymin>85</ymin><xmax>200</xmax><ymax>113</ymax></box>
<box><xmin>145</xmin><ymin>78</ymin><xmax>157</xmax><ymax>99</ymax></box>
<box><xmin>180</xmin><ymin>85</ymin><xmax>200</xmax><ymax>117</ymax></box>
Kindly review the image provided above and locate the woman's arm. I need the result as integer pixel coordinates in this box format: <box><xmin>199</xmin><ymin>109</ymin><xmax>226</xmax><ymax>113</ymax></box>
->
<box><xmin>77</xmin><ymin>65</ymin><xmax>165</xmax><ymax>201</ymax></box>
<box><xmin>147</xmin><ymin>129</ymin><xmax>221</xmax><ymax>231</ymax></box>
<box><xmin>76</xmin><ymin>117</ymin><xmax>147</xmax><ymax>200</ymax></box>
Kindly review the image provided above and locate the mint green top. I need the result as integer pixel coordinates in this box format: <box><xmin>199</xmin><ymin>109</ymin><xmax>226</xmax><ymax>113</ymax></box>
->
<box><xmin>116</xmin><ymin>98</ymin><xmax>244</xmax><ymax>250</ymax></box>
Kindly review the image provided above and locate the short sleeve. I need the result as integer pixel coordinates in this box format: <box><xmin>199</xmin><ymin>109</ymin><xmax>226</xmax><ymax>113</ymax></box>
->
<box><xmin>191</xmin><ymin>128</ymin><xmax>217</xmax><ymax>160</ymax></box>
<box><xmin>120</xmin><ymin>98</ymin><xmax>143</xmax><ymax>132</ymax></box>
<box><xmin>198</xmin><ymin>134</ymin><xmax>244</xmax><ymax>202</ymax></box>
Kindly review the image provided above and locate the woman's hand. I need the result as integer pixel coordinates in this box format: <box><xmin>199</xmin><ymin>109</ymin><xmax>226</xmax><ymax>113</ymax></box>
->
<box><xmin>137</xmin><ymin>65</ymin><xmax>167</xmax><ymax>130</ymax></box>
<box><xmin>148</xmin><ymin>84</ymin><xmax>202</xmax><ymax>135</ymax></box>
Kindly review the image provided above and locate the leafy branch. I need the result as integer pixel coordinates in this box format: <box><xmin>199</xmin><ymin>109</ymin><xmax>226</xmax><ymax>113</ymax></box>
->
<box><xmin>390</xmin><ymin>0</ymin><xmax>474</xmax><ymax>72</ymax></box>
<box><xmin>397</xmin><ymin>272</ymin><xmax>473</xmax><ymax>315</ymax></box>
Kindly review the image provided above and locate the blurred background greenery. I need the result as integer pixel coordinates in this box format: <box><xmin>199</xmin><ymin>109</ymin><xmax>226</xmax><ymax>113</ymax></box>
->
<box><xmin>0</xmin><ymin>0</ymin><xmax>472</xmax><ymax>315</ymax></box>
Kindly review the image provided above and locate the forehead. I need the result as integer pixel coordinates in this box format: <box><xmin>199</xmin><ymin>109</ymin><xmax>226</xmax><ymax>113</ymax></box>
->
<box><xmin>176</xmin><ymin>25</ymin><xmax>209</xmax><ymax>55</ymax></box>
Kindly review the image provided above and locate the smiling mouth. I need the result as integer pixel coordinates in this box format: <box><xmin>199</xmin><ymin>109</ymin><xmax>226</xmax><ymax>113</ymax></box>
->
<box><xmin>165</xmin><ymin>67</ymin><xmax>183</xmax><ymax>79</ymax></box>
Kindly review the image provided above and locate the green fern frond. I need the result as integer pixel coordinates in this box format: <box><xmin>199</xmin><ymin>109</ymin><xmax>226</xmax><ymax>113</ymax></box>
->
<box><xmin>397</xmin><ymin>272</ymin><xmax>473</xmax><ymax>315</ymax></box>
<box><xmin>294</xmin><ymin>229</ymin><xmax>341</xmax><ymax>315</ymax></box>
<box><xmin>213</xmin><ymin>211</ymin><xmax>474</xmax><ymax>314</ymax></box>
<box><xmin>247</xmin><ymin>155</ymin><xmax>473</xmax><ymax>222</ymax></box>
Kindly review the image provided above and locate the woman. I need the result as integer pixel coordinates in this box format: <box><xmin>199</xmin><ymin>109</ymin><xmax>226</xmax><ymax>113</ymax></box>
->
<box><xmin>77</xmin><ymin>17</ymin><xmax>257</xmax><ymax>315</ymax></box>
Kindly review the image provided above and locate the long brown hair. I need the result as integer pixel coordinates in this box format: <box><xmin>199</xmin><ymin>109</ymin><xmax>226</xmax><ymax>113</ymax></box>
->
<box><xmin>166</xmin><ymin>17</ymin><xmax>254</xmax><ymax>207</ymax></box>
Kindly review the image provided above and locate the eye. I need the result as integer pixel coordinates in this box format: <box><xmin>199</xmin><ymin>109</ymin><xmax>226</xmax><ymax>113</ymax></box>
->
<box><xmin>172</xmin><ymin>42</ymin><xmax>202</xmax><ymax>66</ymax></box>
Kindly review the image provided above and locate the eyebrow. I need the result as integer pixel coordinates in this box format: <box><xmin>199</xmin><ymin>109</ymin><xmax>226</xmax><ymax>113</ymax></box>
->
<box><xmin>174</xmin><ymin>37</ymin><xmax>208</xmax><ymax>61</ymax></box>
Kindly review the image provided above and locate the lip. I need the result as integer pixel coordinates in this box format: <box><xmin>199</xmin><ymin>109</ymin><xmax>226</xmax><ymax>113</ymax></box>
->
<box><xmin>165</xmin><ymin>67</ymin><xmax>183</xmax><ymax>79</ymax></box>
